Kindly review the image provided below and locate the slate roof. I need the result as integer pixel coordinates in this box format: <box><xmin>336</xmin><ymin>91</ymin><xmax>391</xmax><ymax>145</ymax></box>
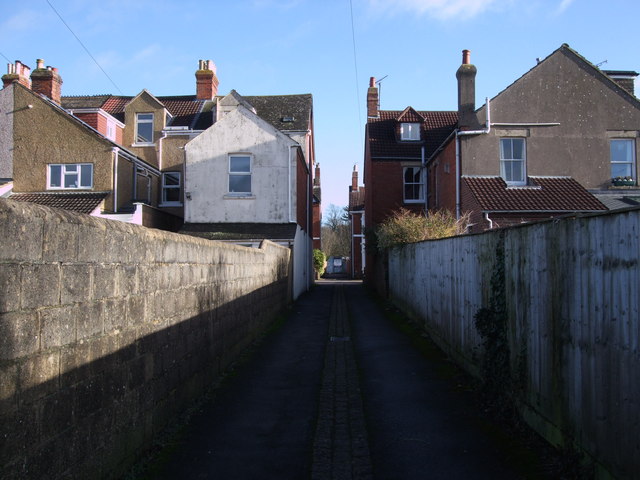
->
<box><xmin>367</xmin><ymin>110</ymin><xmax>458</xmax><ymax>159</ymax></box>
<box><xmin>179</xmin><ymin>223</ymin><xmax>298</xmax><ymax>241</ymax></box>
<box><xmin>10</xmin><ymin>192</ymin><xmax>108</xmax><ymax>214</ymax></box>
<box><xmin>61</xmin><ymin>93</ymin><xmax>312</xmax><ymax>133</ymax></box>
<box><xmin>463</xmin><ymin>176</ymin><xmax>607</xmax><ymax>212</ymax></box>
<box><xmin>593</xmin><ymin>193</ymin><xmax>640</xmax><ymax>211</ymax></box>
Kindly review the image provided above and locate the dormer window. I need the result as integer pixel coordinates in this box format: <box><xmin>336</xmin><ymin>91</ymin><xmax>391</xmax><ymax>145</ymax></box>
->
<box><xmin>135</xmin><ymin>113</ymin><xmax>154</xmax><ymax>144</ymax></box>
<box><xmin>400</xmin><ymin>123</ymin><xmax>420</xmax><ymax>141</ymax></box>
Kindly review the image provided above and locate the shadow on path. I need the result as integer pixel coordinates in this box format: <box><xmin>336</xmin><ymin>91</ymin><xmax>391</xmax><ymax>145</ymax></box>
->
<box><xmin>129</xmin><ymin>280</ymin><xmax>558</xmax><ymax>479</ymax></box>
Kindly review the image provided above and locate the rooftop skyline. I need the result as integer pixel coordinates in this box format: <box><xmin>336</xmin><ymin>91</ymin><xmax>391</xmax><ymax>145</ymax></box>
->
<box><xmin>2</xmin><ymin>0</ymin><xmax>639</xmax><ymax>214</ymax></box>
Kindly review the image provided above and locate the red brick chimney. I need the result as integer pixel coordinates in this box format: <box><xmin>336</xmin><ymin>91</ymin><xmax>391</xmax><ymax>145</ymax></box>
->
<box><xmin>456</xmin><ymin>49</ymin><xmax>477</xmax><ymax>130</ymax></box>
<box><xmin>314</xmin><ymin>163</ymin><xmax>321</xmax><ymax>187</ymax></box>
<box><xmin>351</xmin><ymin>164</ymin><xmax>359</xmax><ymax>191</ymax></box>
<box><xmin>2</xmin><ymin>60</ymin><xmax>31</xmax><ymax>89</ymax></box>
<box><xmin>367</xmin><ymin>77</ymin><xmax>379</xmax><ymax>118</ymax></box>
<box><xmin>196</xmin><ymin>59</ymin><xmax>219</xmax><ymax>100</ymax></box>
<box><xmin>30</xmin><ymin>59</ymin><xmax>63</xmax><ymax>104</ymax></box>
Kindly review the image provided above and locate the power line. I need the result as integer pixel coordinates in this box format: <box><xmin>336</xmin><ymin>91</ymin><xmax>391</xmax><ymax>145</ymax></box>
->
<box><xmin>45</xmin><ymin>0</ymin><xmax>124</xmax><ymax>94</ymax></box>
<box><xmin>349</xmin><ymin>0</ymin><xmax>363</xmax><ymax>150</ymax></box>
<box><xmin>0</xmin><ymin>51</ymin><xmax>11</xmax><ymax>63</ymax></box>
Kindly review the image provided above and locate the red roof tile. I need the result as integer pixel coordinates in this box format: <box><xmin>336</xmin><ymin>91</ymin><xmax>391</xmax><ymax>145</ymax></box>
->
<box><xmin>463</xmin><ymin>176</ymin><xmax>607</xmax><ymax>212</ymax></box>
<box><xmin>367</xmin><ymin>110</ymin><xmax>458</xmax><ymax>159</ymax></box>
<box><xmin>10</xmin><ymin>192</ymin><xmax>108</xmax><ymax>214</ymax></box>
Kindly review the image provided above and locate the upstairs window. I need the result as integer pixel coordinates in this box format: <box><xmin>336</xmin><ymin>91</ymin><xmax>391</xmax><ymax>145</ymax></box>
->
<box><xmin>500</xmin><ymin>138</ymin><xmax>526</xmax><ymax>185</ymax></box>
<box><xmin>610</xmin><ymin>139</ymin><xmax>635</xmax><ymax>180</ymax></box>
<box><xmin>400</xmin><ymin>123</ymin><xmax>421</xmax><ymax>141</ymax></box>
<box><xmin>135</xmin><ymin>113</ymin><xmax>154</xmax><ymax>144</ymax></box>
<box><xmin>161</xmin><ymin>172</ymin><xmax>181</xmax><ymax>205</ymax></box>
<box><xmin>48</xmin><ymin>164</ymin><xmax>93</xmax><ymax>189</ymax></box>
<box><xmin>403</xmin><ymin>166</ymin><xmax>424</xmax><ymax>203</ymax></box>
<box><xmin>229</xmin><ymin>155</ymin><xmax>252</xmax><ymax>194</ymax></box>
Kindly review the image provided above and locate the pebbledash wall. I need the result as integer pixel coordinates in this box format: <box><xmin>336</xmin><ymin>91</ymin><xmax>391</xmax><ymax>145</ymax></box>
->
<box><xmin>0</xmin><ymin>198</ymin><xmax>291</xmax><ymax>479</ymax></box>
<box><xmin>386</xmin><ymin>208</ymin><xmax>640</xmax><ymax>480</ymax></box>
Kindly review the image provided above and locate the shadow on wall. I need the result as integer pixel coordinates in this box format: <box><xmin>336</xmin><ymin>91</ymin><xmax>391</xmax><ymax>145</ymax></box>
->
<box><xmin>0</xmin><ymin>282</ymin><xmax>288</xmax><ymax>479</ymax></box>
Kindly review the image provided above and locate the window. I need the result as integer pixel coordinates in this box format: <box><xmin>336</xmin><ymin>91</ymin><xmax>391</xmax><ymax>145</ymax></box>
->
<box><xmin>403</xmin><ymin>166</ymin><xmax>424</xmax><ymax>202</ymax></box>
<box><xmin>500</xmin><ymin>138</ymin><xmax>526</xmax><ymax>184</ymax></box>
<box><xmin>401</xmin><ymin>123</ymin><xmax>420</xmax><ymax>141</ymax></box>
<box><xmin>48</xmin><ymin>164</ymin><xmax>93</xmax><ymax>189</ymax></box>
<box><xmin>161</xmin><ymin>172</ymin><xmax>181</xmax><ymax>205</ymax></box>
<box><xmin>229</xmin><ymin>155</ymin><xmax>252</xmax><ymax>194</ymax></box>
<box><xmin>135</xmin><ymin>113</ymin><xmax>154</xmax><ymax>144</ymax></box>
<box><xmin>610</xmin><ymin>139</ymin><xmax>635</xmax><ymax>180</ymax></box>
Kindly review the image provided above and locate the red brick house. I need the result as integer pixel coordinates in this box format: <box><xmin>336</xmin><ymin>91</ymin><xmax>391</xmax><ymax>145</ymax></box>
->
<box><xmin>362</xmin><ymin>77</ymin><xmax>457</xmax><ymax>279</ymax></box>
<box><xmin>348</xmin><ymin>165</ymin><xmax>365</xmax><ymax>278</ymax></box>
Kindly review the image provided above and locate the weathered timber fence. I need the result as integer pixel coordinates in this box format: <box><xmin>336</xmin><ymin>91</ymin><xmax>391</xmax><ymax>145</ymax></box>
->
<box><xmin>386</xmin><ymin>208</ymin><xmax>640</xmax><ymax>480</ymax></box>
<box><xmin>0</xmin><ymin>198</ymin><xmax>291</xmax><ymax>479</ymax></box>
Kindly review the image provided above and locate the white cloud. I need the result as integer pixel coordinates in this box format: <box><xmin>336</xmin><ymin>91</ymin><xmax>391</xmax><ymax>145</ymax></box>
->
<box><xmin>1</xmin><ymin>10</ymin><xmax>48</xmax><ymax>33</ymax></box>
<box><xmin>554</xmin><ymin>0</ymin><xmax>575</xmax><ymax>15</ymax></box>
<box><xmin>366</xmin><ymin>0</ymin><xmax>499</xmax><ymax>20</ymax></box>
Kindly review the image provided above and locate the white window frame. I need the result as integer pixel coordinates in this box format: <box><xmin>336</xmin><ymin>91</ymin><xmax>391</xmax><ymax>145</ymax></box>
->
<box><xmin>228</xmin><ymin>154</ymin><xmax>252</xmax><ymax>195</ymax></box>
<box><xmin>400</xmin><ymin>123</ymin><xmax>421</xmax><ymax>141</ymax></box>
<box><xmin>610</xmin><ymin>139</ymin><xmax>636</xmax><ymax>181</ymax></box>
<box><xmin>160</xmin><ymin>171</ymin><xmax>182</xmax><ymax>206</ymax></box>
<box><xmin>134</xmin><ymin>113</ymin><xmax>154</xmax><ymax>145</ymax></box>
<box><xmin>500</xmin><ymin>137</ymin><xmax>526</xmax><ymax>185</ymax></box>
<box><xmin>47</xmin><ymin>163</ymin><xmax>93</xmax><ymax>190</ymax></box>
<box><xmin>403</xmin><ymin>166</ymin><xmax>424</xmax><ymax>203</ymax></box>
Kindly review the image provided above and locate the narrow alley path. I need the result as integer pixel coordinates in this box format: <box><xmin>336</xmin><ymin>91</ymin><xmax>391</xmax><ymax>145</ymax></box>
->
<box><xmin>132</xmin><ymin>281</ymin><xmax>549</xmax><ymax>479</ymax></box>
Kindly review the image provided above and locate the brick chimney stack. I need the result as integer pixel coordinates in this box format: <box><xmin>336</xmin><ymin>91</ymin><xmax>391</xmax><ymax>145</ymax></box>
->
<box><xmin>30</xmin><ymin>59</ymin><xmax>63</xmax><ymax>104</ymax></box>
<box><xmin>456</xmin><ymin>49</ymin><xmax>478</xmax><ymax>130</ymax></box>
<box><xmin>2</xmin><ymin>60</ymin><xmax>32</xmax><ymax>89</ymax></box>
<box><xmin>367</xmin><ymin>77</ymin><xmax>379</xmax><ymax>118</ymax></box>
<box><xmin>196</xmin><ymin>59</ymin><xmax>219</xmax><ymax>100</ymax></box>
<box><xmin>314</xmin><ymin>163</ymin><xmax>321</xmax><ymax>187</ymax></box>
<box><xmin>351</xmin><ymin>164</ymin><xmax>359</xmax><ymax>191</ymax></box>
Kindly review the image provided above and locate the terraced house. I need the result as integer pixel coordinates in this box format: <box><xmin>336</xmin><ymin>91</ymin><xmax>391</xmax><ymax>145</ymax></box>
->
<box><xmin>0</xmin><ymin>58</ymin><xmax>318</xmax><ymax>298</ymax></box>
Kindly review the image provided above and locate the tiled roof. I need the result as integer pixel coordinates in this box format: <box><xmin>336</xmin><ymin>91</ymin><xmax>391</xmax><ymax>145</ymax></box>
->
<box><xmin>463</xmin><ymin>176</ymin><xmax>607</xmax><ymax>212</ymax></box>
<box><xmin>61</xmin><ymin>93</ymin><xmax>312</xmax><ymax>133</ymax></box>
<box><xmin>367</xmin><ymin>110</ymin><xmax>458</xmax><ymax>159</ymax></box>
<box><xmin>179</xmin><ymin>223</ymin><xmax>298</xmax><ymax>241</ymax></box>
<box><xmin>10</xmin><ymin>192</ymin><xmax>108</xmax><ymax>214</ymax></box>
<box><xmin>349</xmin><ymin>188</ymin><xmax>365</xmax><ymax>211</ymax></box>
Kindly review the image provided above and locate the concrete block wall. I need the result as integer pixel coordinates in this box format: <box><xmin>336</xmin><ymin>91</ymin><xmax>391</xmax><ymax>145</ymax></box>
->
<box><xmin>386</xmin><ymin>208</ymin><xmax>640</xmax><ymax>480</ymax></box>
<box><xmin>0</xmin><ymin>198</ymin><xmax>291</xmax><ymax>479</ymax></box>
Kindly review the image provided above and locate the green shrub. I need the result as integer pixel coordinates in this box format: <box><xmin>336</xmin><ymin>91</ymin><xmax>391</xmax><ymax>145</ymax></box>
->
<box><xmin>313</xmin><ymin>249</ymin><xmax>326</xmax><ymax>276</ymax></box>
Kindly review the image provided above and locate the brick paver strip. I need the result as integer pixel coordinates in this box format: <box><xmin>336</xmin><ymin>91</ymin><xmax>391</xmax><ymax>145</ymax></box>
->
<box><xmin>312</xmin><ymin>284</ymin><xmax>373</xmax><ymax>480</ymax></box>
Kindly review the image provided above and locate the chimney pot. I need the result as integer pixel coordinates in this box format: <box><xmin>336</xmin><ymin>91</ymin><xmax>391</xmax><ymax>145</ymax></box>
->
<box><xmin>462</xmin><ymin>49</ymin><xmax>471</xmax><ymax>65</ymax></box>
<box><xmin>369</xmin><ymin>76</ymin><xmax>375</xmax><ymax>87</ymax></box>
<box><xmin>36</xmin><ymin>58</ymin><xmax>44</xmax><ymax>69</ymax></box>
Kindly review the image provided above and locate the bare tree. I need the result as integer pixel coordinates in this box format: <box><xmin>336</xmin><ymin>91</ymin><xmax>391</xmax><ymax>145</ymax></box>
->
<box><xmin>321</xmin><ymin>204</ymin><xmax>350</xmax><ymax>258</ymax></box>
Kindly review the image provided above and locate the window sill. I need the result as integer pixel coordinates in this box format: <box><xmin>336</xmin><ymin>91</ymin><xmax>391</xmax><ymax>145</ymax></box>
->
<box><xmin>46</xmin><ymin>187</ymin><xmax>94</xmax><ymax>191</ymax></box>
<box><xmin>224</xmin><ymin>194</ymin><xmax>255</xmax><ymax>200</ymax></box>
<box><xmin>403</xmin><ymin>199</ymin><xmax>424</xmax><ymax>204</ymax></box>
<box><xmin>159</xmin><ymin>202</ymin><xmax>183</xmax><ymax>207</ymax></box>
<box><xmin>132</xmin><ymin>143</ymin><xmax>155</xmax><ymax>147</ymax></box>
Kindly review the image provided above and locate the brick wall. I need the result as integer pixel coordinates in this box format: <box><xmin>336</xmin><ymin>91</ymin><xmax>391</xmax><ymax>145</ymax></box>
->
<box><xmin>0</xmin><ymin>198</ymin><xmax>291</xmax><ymax>479</ymax></box>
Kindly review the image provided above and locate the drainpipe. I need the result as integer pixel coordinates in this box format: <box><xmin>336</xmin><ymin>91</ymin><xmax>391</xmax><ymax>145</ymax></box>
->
<box><xmin>421</xmin><ymin>145</ymin><xmax>427</xmax><ymax>214</ymax></box>
<box><xmin>288</xmin><ymin>146</ymin><xmax>295</xmax><ymax>223</ymax></box>
<box><xmin>484</xmin><ymin>212</ymin><xmax>494</xmax><ymax>229</ymax></box>
<box><xmin>455</xmin><ymin>97</ymin><xmax>491</xmax><ymax>219</ymax></box>
<box><xmin>112</xmin><ymin>147</ymin><xmax>119</xmax><ymax>213</ymax></box>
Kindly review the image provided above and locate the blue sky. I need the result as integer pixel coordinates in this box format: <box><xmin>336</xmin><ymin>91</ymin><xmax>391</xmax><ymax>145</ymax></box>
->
<box><xmin>2</xmin><ymin>0</ymin><xmax>639</xmax><ymax>213</ymax></box>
